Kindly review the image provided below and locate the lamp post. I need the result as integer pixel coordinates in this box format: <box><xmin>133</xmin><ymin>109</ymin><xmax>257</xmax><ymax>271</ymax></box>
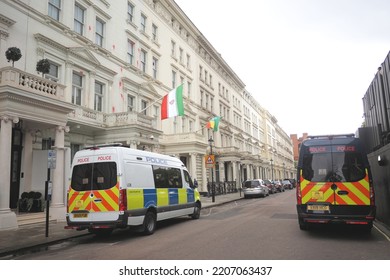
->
<box><xmin>208</xmin><ymin>136</ymin><xmax>215</xmax><ymax>202</ymax></box>
<box><xmin>270</xmin><ymin>159</ymin><xmax>274</xmax><ymax>181</ymax></box>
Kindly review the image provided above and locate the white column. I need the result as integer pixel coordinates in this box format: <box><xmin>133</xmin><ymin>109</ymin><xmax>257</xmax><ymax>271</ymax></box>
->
<box><xmin>0</xmin><ymin>116</ymin><xmax>18</xmax><ymax>230</ymax></box>
<box><xmin>50</xmin><ymin>125</ymin><xmax>69</xmax><ymax>221</ymax></box>
<box><xmin>190</xmin><ymin>153</ymin><xmax>197</xmax><ymax>180</ymax></box>
<box><xmin>232</xmin><ymin>161</ymin><xmax>237</xmax><ymax>186</ymax></box>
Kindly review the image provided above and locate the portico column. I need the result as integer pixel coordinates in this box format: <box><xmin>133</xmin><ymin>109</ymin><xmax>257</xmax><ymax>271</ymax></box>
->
<box><xmin>201</xmin><ymin>154</ymin><xmax>207</xmax><ymax>193</ymax></box>
<box><xmin>50</xmin><ymin>125</ymin><xmax>69</xmax><ymax>221</ymax></box>
<box><xmin>190</xmin><ymin>153</ymin><xmax>198</xmax><ymax>181</ymax></box>
<box><xmin>0</xmin><ymin>116</ymin><xmax>18</xmax><ymax>230</ymax></box>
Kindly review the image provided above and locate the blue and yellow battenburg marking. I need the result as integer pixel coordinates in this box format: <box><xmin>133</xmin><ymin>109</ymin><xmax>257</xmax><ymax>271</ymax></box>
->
<box><xmin>127</xmin><ymin>188</ymin><xmax>197</xmax><ymax>210</ymax></box>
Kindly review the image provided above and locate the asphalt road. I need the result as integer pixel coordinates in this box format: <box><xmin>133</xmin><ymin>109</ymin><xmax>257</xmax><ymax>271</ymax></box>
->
<box><xmin>8</xmin><ymin>189</ymin><xmax>390</xmax><ymax>260</ymax></box>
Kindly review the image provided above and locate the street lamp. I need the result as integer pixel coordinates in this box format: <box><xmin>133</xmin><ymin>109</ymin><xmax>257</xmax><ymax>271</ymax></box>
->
<box><xmin>208</xmin><ymin>136</ymin><xmax>215</xmax><ymax>203</ymax></box>
<box><xmin>270</xmin><ymin>159</ymin><xmax>274</xmax><ymax>181</ymax></box>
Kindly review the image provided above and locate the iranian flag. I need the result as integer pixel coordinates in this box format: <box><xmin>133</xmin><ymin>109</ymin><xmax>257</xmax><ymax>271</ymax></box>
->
<box><xmin>161</xmin><ymin>84</ymin><xmax>184</xmax><ymax>120</ymax></box>
<box><xmin>206</xmin><ymin>116</ymin><xmax>221</xmax><ymax>131</ymax></box>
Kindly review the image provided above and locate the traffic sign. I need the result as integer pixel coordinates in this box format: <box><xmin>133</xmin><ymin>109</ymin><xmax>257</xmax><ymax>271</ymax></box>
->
<box><xmin>205</xmin><ymin>154</ymin><xmax>215</xmax><ymax>168</ymax></box>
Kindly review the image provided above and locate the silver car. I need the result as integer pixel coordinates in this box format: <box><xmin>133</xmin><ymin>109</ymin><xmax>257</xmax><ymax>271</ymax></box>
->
<box><xmin>242</xmin><ymin>179</ymin><xmax>269</xmax><ymax>198</ymax></box>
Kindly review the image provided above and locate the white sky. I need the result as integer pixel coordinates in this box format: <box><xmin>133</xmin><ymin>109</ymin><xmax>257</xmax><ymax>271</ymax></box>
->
<box><xmin>174</xmin><ymin>0</ymin><xmax>390</xmax><ymax>136</ymax></box>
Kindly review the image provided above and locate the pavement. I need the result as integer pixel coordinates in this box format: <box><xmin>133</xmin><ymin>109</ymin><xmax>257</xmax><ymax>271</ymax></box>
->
<box><xmin>0</xmin><ymin>191</ymin><xmax>244</xmax><ymax>258</ymax></box>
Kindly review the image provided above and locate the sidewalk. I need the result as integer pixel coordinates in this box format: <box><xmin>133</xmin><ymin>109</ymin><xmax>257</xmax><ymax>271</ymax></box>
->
<box><xmin>0</xmin><ymin>192</ymin><xmax>243</xmax><ymax>258</ymax></box>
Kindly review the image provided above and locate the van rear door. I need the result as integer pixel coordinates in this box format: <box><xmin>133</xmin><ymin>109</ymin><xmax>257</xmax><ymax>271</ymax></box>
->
<box><xmin>68</xmin><ymin>151</ymin><xmax>119</xmax><ymax>222</ymax></box>
<box><xmin>300</xmin><ymin>142</ymin><xmax>370</xmax><ymax>209</ymax></box>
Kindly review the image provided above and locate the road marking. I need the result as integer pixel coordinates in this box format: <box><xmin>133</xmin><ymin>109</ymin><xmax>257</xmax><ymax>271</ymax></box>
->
<box><xmin>374</xmin><ymin>224</ymin><xmax>390</xmax><ymax>242</ymax></box>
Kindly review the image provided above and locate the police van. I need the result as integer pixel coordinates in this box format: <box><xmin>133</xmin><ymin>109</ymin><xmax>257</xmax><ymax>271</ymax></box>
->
<box><xmin>296</xmin><ymin>134</ymin><xmax>376</xmax><ymax>231</ymax></box>
<box><xmin>65</xmin><ymin>144</ymin><xmax>201</xmax><ymax>236</ymax></box>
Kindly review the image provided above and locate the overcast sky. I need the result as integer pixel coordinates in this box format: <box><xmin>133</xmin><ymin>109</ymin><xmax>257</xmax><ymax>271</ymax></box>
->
<box><xmin>174</xmin><ymin>0</ymin><xmax>390</xmax><ymax>136</ymax></box>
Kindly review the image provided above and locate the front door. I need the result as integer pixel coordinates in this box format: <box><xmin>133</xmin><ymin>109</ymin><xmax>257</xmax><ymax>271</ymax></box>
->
<box><xmin>10</xmin><ymin>128</ymin><xmax>23</xmax><ymax>209</ymax></box>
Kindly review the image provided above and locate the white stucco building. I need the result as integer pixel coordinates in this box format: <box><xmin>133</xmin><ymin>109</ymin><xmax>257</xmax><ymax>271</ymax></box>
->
<box><xmin>0</xmin><ymin>0</ymin><xmax>295</xmax><ymax>230</ymax></box>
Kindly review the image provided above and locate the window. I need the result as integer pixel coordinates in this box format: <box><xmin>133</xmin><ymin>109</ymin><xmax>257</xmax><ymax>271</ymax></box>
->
<box><xmin>140</xmin><ymin>49</ymin><xmax>147</xmax><ymax>72</ymax></box>
<box><xmin>187</xmin><ymin>81</ymin><xmax>191</xmax><ymax>100</ymax></box>
<box><xmin>179</xmin><ymin>48</ymin><xmax>183</xmax><ymax>64</ymax></box>
<box><xmin>127</xmin><ymin>2</ymin><xmax>134</xmax><ymax>22</ymax></box>
<box><xmin>74</xmin><ymin>3</ymin><xmax>85</xmax><ymax>35</ymax></box>
<box><xmin>152</xmin><ymin>57</ymin><xmax>158</xmax><ymax>79</ymax></box>
<box><xmin>152</xmin><ymin>24</ymin><xmax>158</xmax><ymax>41</ymax></box>
<box><xmin>127</xmin><ymin>95</ymin><xmax>134</xmax><ymax>112</ymax></box>
<box><xmin>70</xmin><ymin>144</ymin><xmax>81</xmax><ymax>162</ymax></box>
<box><xmin>141</xmin><ymin>100</ymin><xmax>147</xmax><ymax>115</ymax></box>
<box><xmin>186</xmin><ymin>54</ymin><xmax>191</xmax><ymax>69</ymax></box>
<box><xmin>171</xmin><ymin>40</ymin><xmax>176</xmax><ymax>57</ymax></box>
<box><xmin>172</xmin><ymin>70</ymin><xmax>176</xmax><ymax>88</ymax></box>
<box><xmin>94</xmin><ymin>81</ymin><xmax>104</xmax><ymax>112</ymax></box>
<box><xmin>48</xmin><ymin>0</ymin><xmax>61</xmax><ymax>21</ymax></box>
<box><xmin>140</xmin><ymin>14</ymin><xmax>146</xmax><ymax>32</ymax></box>
<box><xmin>45</xmin><ymin>61</ymin><xmax>59</xmax><ymax>82</ymax></box>
<box><xmin>71</xmin><ymin>162</ymin><xmax>117</xmax><ymax>191</ymax></box>
<box><xmin>127</xmin><ymin>39</ymin><xmax>135</xmax><ymax>64</ymax></box>
<box><xmin>72</xmin><ymin>72</ymin><xmax>83</xmax><ymax>105</ymax></box>
<box><xmin>95</xmin><ymin>18</ymin><xmax>104</xmax><ymax>47</ymax></box>
<box><xmin>152</xmin><ymin>166</ymin><xmax>183</xmax><ymax>189</ymax></box>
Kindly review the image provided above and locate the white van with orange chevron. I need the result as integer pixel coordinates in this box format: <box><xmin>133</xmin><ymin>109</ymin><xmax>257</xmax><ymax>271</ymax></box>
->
<box><xmin>65</xmin><ymin>144</ymin><xmax>201</xmax><ymax>236</ymax></box>
<box><xmin>296</xmin><ymin>134</ymin><xmax>376</xmax><ymax>231</ymax></box>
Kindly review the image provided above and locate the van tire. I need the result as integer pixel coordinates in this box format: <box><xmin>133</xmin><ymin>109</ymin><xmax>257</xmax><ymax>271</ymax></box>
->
<box><xmin>191</xmin><ymin>202</ymin><xmax>201</xmax><ymax>219</ymax></box>
<box><xmin>299</xmin><ymin>219</ymin><xmax>309</xmax><ymax>230</ymax></box>
<box><xmin>142</xmin><ymin>211</ymin><xmax>156</xmax><ymax>235</ymax></box>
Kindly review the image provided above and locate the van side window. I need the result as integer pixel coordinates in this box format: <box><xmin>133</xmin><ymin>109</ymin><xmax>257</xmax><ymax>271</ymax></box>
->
<box><xmin>71</xmin><ymin>162</ymin><xmax>117</xmax><ymax>191</ymax></box>
<box><xmin>152</xmin><ymin>166</ymin><xmax>183</xmax><ymax>188</ymax></box>
<box><xmin>183</xmin><ymin>170</ymin><xmax>194</xmax><ymax>188</ymax></box>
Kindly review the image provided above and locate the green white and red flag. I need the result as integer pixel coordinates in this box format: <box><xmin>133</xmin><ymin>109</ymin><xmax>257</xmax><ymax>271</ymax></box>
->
<box><xmin>161</xmin><ymin>84</ymin><xmax>184</xmax><ymax>120</ymax></box>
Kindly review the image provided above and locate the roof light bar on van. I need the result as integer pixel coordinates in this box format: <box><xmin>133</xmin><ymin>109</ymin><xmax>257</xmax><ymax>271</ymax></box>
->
<box><xmin>307</xmin><ymin>134</ymin><xmax>355</xmax><ymax>139</ymax></box>
<box><xmin>84</xmin><ymin>143</ymin><xmax>125</xmax><ymax>150</ymax></box>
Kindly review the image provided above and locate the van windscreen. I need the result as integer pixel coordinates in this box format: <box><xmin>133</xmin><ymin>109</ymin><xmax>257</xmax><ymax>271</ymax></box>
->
<box><xmin>302</xmin><ymin>146</ymin><xmax>365</xmax><ymax>182</ymax></box>
<box><xmin>71</xmin><ymin>162</ymin><xmax>117</xmax><ymax>191</ymax></box>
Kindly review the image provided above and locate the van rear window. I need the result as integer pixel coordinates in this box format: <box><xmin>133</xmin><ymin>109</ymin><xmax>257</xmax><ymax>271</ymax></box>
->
<box><xmin>302</xmin><ymin>147</ymin><xmax>365</xmax><ymax>182</ymax></box>
<box><xmin>71</xmin><ymin>162</ymin><xmax>117</xmax><ymax>191</ymax></box>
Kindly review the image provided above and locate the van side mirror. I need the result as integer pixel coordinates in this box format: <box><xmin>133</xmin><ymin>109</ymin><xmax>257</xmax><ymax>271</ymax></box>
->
<box><xmin>378</xmin><ymin>155</ymin><xmax>387</xmax><ymax>167</ymax></box>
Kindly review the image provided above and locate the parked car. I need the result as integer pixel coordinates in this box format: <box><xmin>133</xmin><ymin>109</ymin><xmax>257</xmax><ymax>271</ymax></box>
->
<box><xmin>273</xmin><ymin>180</ymin><xmax>285</xmax><ymax>192</ymax></box>
<box><xmin>282</xmin><ymin>179</ymin><xmax>293</xmax><ymax>190</ymax></box>
<box><xmin>263</xmin><ymin>179</ymin><xmax>277</xmax><ymax>194</ymax></box>
<box><xmin>242</xmin><ymin>179</ymin><xmax>269</xmax><ymax>198</ymax></box>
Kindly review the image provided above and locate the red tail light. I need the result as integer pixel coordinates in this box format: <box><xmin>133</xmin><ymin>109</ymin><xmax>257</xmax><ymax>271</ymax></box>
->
<box><xmin>369</xmin><ymin>182</ymin><xmax>375</xmax><ymax>206</ymax></box>
<box><xmin>296</xmin><ymin>181</ymin><xmax>302</xmax><ymax>205</ymax></box>
<box><xmin>119</xmin><ymin>189</ymin><xmax>127</xmax><ymax>211</ymax></box>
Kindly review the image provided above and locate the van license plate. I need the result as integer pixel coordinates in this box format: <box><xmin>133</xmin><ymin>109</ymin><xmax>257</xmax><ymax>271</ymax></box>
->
<box><xmin>73</xmin><ymin>213</ymin><xmax>88</xmax><ymax>218</ymax></box>
<box><xmin>307</xmin><ymin>205</ymin><xmax>329</xmax><ymax>211</ymax></box>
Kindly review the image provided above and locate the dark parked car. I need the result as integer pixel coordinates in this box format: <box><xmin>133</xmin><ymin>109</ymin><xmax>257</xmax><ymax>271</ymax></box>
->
<box><xmin>273</xmin><ymin>180</ymin><xmax>284</xmax><ymax>192</ymax></box>
<box><xmin>282</xmin><ymin>179</ymin><xmax>293</xmax><ymax>190</ymax></box>
<box><xmin>264</xmin><ymin>179</ymin><xmax>277</xmax><ymax>194</ymax></box>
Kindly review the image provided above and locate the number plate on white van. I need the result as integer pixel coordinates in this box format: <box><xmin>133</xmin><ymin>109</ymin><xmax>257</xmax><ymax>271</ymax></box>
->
<box><xmin>307</xmin><ymin>205</ymin><xmax>329</xmax><ymax>211</ymax></box>
<box><xmin>73</xmin><ymin>213</ymin><xmax>88</xmax><ymax>218</ymax></box>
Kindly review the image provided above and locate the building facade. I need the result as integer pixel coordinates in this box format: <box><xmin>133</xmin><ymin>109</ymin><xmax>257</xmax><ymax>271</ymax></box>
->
<box><xmin>0</xmin><ymin>0</ymin><xmax>295</xmax><ymax>230</ymax></box>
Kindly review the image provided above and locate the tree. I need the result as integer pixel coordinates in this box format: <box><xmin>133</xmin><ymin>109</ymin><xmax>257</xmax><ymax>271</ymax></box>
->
<box><xmin>36</xmin><ymin>59</ymin><xmax>51</xmax><ymax>77</ymax></box>
<box><xmin>5</xmin><ymin>47</ymin><xmax>22</xmax><ymax>67</ymax></box>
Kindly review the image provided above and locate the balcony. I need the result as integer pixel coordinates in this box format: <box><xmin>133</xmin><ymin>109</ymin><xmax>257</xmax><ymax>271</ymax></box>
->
<box><xmin>0</xmin><ymin>66</ymin><xmax>65</xmax><ymax>102</ymax></box>
<box><xmin>68</xmin><ymin>106</ymin><xmax>155</xmax><ymax>128</ymax></box>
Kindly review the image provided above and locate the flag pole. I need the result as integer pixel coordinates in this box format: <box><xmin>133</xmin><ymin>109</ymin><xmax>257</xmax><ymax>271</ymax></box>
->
<box><xmin>139</xmin><ymin>83</ymin><xmax>184</xmax><ymax>115</ymax></box>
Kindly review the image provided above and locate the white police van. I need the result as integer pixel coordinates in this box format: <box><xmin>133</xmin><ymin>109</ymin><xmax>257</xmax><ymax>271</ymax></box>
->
<box><xmin>65</xmin><ymin>144</ymin><xmax>201</xmax><ymax>236</ymax></box>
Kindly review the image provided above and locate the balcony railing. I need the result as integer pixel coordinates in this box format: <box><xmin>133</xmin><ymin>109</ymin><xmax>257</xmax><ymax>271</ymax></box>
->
<box><xmin>68</xmin><ymin>106</ymin><xmax>155</xmax><ymax>128</ymax></box>
<box><xmin>0</xmin><ymin>66</ymin><xmax>65</xmax><ymax>101</ymax></box>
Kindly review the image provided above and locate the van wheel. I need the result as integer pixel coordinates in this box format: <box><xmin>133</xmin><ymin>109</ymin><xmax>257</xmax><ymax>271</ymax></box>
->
<box><xmin>142</xmin><ymin>211</ymin><xmax>156</xmax><ymax>235</ymax></box>
<box><xmin>191</xmin><ymin>203</ymin><xmax>201</xmax><ymax>219</ymax></box>
<box><xmin>299</xmin><ymin>219</ymin><xmax>309</xmax><ymax>230</ymax></box>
